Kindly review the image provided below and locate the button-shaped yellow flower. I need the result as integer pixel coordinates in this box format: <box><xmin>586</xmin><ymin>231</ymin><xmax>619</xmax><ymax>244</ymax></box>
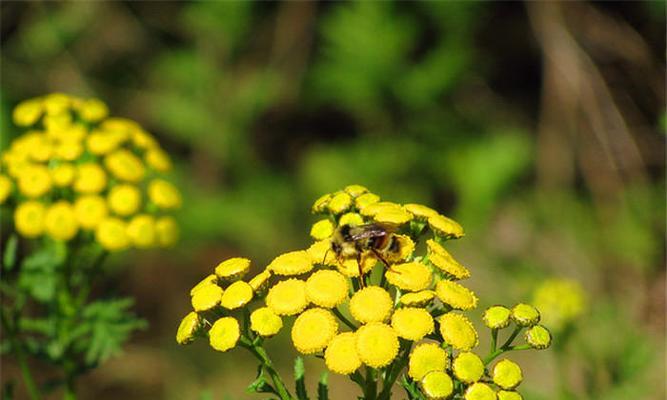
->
<box><xmin>524</xmin><ymin>325</ymin><xmax>551</xmax><ymax>349</ymax></box>
<box><xmin>408</xmin><ymin>343</ymin><xmax>447</xmax><ymax>380</ymax></box>
<box><xmin>338</xmin><ymin>212</ymin><xmax>364</xmax><ymax>227</ymax></box>
<box><xmin>215</xmin><ymin>257</ymin><xmax>251</xmax><ymax>281</ymax></box>
<box><xmin>17</xmin><ymin>164</ymin><xmax>52</xmax><ymax>198</ymax></box>
<box><xmin>385</xmin><ymin>234</ymin><xmax>415</xmax><ymax>263</ymax></box>
<box><xmin>43</xmin><ymin>93</ymin><xmax>71</xmax><ymax>115</ymax></box>
<box><xmin>355</xmin><ymin>322</ymin><xmax>399</xmax><ymax>368</ymax></box>
<box><xmin>511</xmin><ymin>304</ymin><xmax>540</xmax><ymax>327</ymax></box>
<box><xmin>74</xmin><ymin>195</ymin><xmax>108</xmax><ymax>230</ymax></box>
<box><xmin>13</xmin><ymin>98</ymin><xmax>43</xmax><ymax>126</ymax></box>
<box><xmin>126</xmin><ymin>214</ymin><xmax>157</xmax><ymax>248</ymax></box>
<box><xmin>464</xmin><ymin>383</ymin><xmax>496</xmax><ymax>400</ymax></box>
<box><xmin>336</xmin><ymin>255</ymin><xmax>377</xmax><ymax>278</ymax></box>
<box><xmin>145</xmin><ymin>148</ymin><xmax>172</xmax><ymax>172</ymax></box>
<box><xmin>95</xmin><ymin>217</ymin><xmax>130</xmax><ymax>251</ymax></box>
<box><xmin>209</xmin><ymin>317</ymin><xmax>240</xmax><ymax>352</ymax></box>
<box><xmin>176</xmin><ymin>311</ymin><xmax>201</xmax><ymax>345</ymax></box>
<box><xmin>267</xmin><ymin>250</ymin><xmax>313</xmax><ymax>276</ymax></box>
<box><xmin>483</xmin><ymin>306</ymin><xmax>512</xmax><ymax>329</ymax></box>
<box><xmin>291</xmin><ymin>308</ymin><xmax>338</xmax><ymax>354</ymax></box>
<box><xmin>427</xmin><ymin>239</ymin><xmax>470</xmax><ymax>280</ymax></box>
<box><xmin>305</xmin><ymin>270</ymin><xmax>348</xmax><ymax>308</ymax></box>
<box><xmin>492</xmin><ymin>359</ymin><xmax>523</xmax><ymax>390</ymax></box>
<box><xmin>307</xmin><ymin>239</ymin><xmax>337</xmax><ymax>266</ymax></box>
<box><xmin>391</xmin><ymin>307</ymin><xmax>434</xmax><ymax>341</ymax></box>
<box><xmin>77</xmin><ymin>98</ymin><xmax>108</xmax><ymax>122</ymax></box>
<box><xmin>324</xmin><ymin>332</ymin><xmax>361</xmax><ymax>375</ymax></box>
<box><xmin>86</xmin><ymin>130</ymin><xmax>121</xmax><ymax>155</ymax></box>
<box><xmin>250</xmin><ymin>307</ymin><xmax>283</xmax><ymax>337</ymax></box>
<box><xmin>51</xmin><ymin>163</ymin><xmax>76</xmax><ymax>187</ymax></box>
<box><xmin>148</xmin><ymin>179</ymin><xmax>182</xmax><ymax>209</ymax></box>
<box><xmin>45</xmin><ymin>201</ymin><xmax>79</xmax><ymax>241</ymax></box>
<box><xmin>108</xmin><ymin>184</ymin><xmax>142</xmax><ymax>216</ymax></box>
<box><xmin>156</xmin><ymin>216</ymin><xmax>179</xmax><ymax>247</ymax></box>
<box><xmin>14</xmin><ymin>201</ymin><xmax>46</xmax><ymax>238</ymax></box>
<box><xmin>354</xmin><ymin>192</ymin><xmax>380</xmax><ymax>210</ymax></box>
<box><xmin>428</xmin><ymin>214</ymin><xmax>464</xmax><ymax>239</ymax></box>
<box><xmin>311</xmin><ymin>193</ymin><xmax>332</xmax><ymax>214</ymax></box>
<box><xmin>404</xmin><ymin>203</ymin><xmax>440</xmax><ymax>220</ymax></box>
<box><xmin>0</xmin><ymin>175</ymin><xmax>13</xmax><ymax>204</ymax></box>
<box><xmin>327</xmin><ymin>192</ymin><xmax>352</xmax><ymax>214</ymax></box>
<box><xmin>439</xmin><ymin>313</ymin><xmax>478</xmax><ymax>351</ymax></box>
<box><xmin>190</xmin><ymin>274</ymin><xmax>218</xmax><ymax>296</ymax></box>
<box><xmin>74</xmin><ymin>163</ymin><xmax>107</xmax><ymax>194</ymax></box>
<box><xmin>399</xmin><ymin>290</ymin><xmax>436</xmax><ymax>307</ymax></box>
<box><xmin>220</xmin><ymin>281</ymin><xmax>253</xmax><ymax>310</ymax></box>
<box><xmin>420</xmin><ymin>371</ymin><xmax>454</xmax><ymax>400</ymax></box>
<box><xmin>249</xmin><ymin>270</ymin><xmax>272</xmax><ymax>293</ymax></box>
<box><xmin>343</xmin><ymin>184</ymin><xmax>368</xmax><ymax>197</ymax></box>
<box><xmin>266</xmin><ymin>279</ymin><xmax>308</xmax><ymax>316</ymax></box>
<box><xmin>349</xmin><ymin>286</ymin><xmax>393</xmax><ymax>323</ymax></box>
<box><xmin>385</xmin><ymin>261</ymin><xmax>432</xmax><ymax>292</ymax></box>
<box><xmin>373</xmin><ymin>205</ymin><xmax>412</xmax><ymax>226</ymax></box>
<box><xmin>191</xmin><ymin>283</ymin><xmax>223</xmax><ymax>312</ymax></box>
<box><xmin>435</xmin><ymin>280</ymin><xmax>478</xmax><ymax>310</ymax></box>
<box><xmin>105</xmin><ymin>149</ymin><xmax>145</xmax><ymax>183</ymax></box>
<box><xmin>310</xmin><ymin>219</ymin><xmax>335</xmax><ymax>240</ymax></box>
<box><xmin>497</xmin><ymin>391</ymin><xmax>523</xmax><ymax>400</ymax></box>
<box><xmin>55</xmin><ymin>141</ymin><xmax>84</xmax><ymax>161</ymax></box>
<box><xmin>452</xmin><ymin>352</ymin><xmax>485</xmax><ymax>383</ymax></box>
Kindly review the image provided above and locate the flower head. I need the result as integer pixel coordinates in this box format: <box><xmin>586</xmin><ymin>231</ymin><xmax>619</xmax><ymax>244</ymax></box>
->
<box><xmin>220</xmin><ymin>281</ymin><xmax>254</xmax><ymax>310</ymax></box>
<box><xmin>14</xmin><ymin>201</ymin><xmax>46</xmax><ymax>238</ymax></box>
<box><xmin>310</xmin><ymin>219</ymin><xmax>335</xmax><ymax>240</ymax></box>
<box><xmin>408</xmin><ymin>343</ymin><xmax>448</xmax><ymax>380</ymax></box>
<box><xmin>439</xmin><ymin>313</ymin><xmax>478</xmax><ymax>351</ymax></box>
<box><xmin>427</xmin><ymin>239</ymin><xmax>470</xmax><ymax>279</ymax></box>
<box><xmin>354</xmin><ymin>192</ymin><xmax>380</xmax><ymax>210</ymax></box>
<box><xmin>191</xmin><ymin>283</ymin><xmax>223</xmax><ymax>312</ymax></box>
<box><xmin>452</xmin><ymin>352</ymin><xmax>485</xmax><ymax>383</ymax></box>
<box><xmin>45</xmin><ymin>201</ymin><xmax>79</xmax><ymax>241</ymax></box>
<box><xmin>492</xmin><ymin>359</ymin><xmax>523</xmax><ymax>389</ymax></box>
<box><xmin>306</xmin><ymin>270</ymin><xmax>349</xmax><ymax>308</ymax></box>
<box><xmin>325</xmin><ymin>332</ymin><xmax>361</xmax><ymax>375</ymax></box>
<box><xmin>483</xmin><ymin>306</ymin><xmax>512</xmax><ymax>329</ymax></box>
<box><xmin>176</xmin><ymin>312</ymin><xmax>201</xmax><ymax>345</ymax></box>
<box><xmin>250</xmin><ymin>307</ymin><xmax>283</xmax><ymax>337</ymax></box>
<box><xmin>126</xmin><ymin>214</ymin><xmax>157</xmax><ymax>248</ymax></box>
<box><xmin>355</xmin><ymin>323</ymin><xmax>399</xmax><ymax>368</ymax></box>
<box><xmin>291</xmin><ymin>308</ymin><xmax>338</xmax><ymax>354</ymax></box>
<box><xmin>190</xmin><ymin>274</ymin><xmax>218</xmax><ymax>296</ymax></box>
<box><xmin>215</xmin><ymin>257</ymin><xmax>251</xmax><ymax>281</ymax></box>
<box><xmin>511</xmin><ymin>304</ymin><xmax>540</xmax><ymax>327</ymax></box>
<box><xmin>497</xmin><ymin>391</ymin><xmax>523</xmax><ymax>400</ymax></box>
<box><xmin>428</xmin><ymin>214</ymin><xmax>464</xmax><ymax>239</ymax></box>
<box><xmin>420</xmin><ymin>371</ymin><xmax>454</xmax><ymax>400</ymax></box>
<box><xmin>108</xmin><ymin>184</ymin><xmax>142</xmax><ymax>216</ymax></box>
<box><xmin>338</xmin><ymin>212</ymin><xmax>364</xmax><ymax>227</ymax></box>
<box><xmin>435</xmin><ymin>280</ymin><xmax>478</xmax><ymax>310</ymax></box>
<box><xmin>524</xmin><ymin>325</ymin><xmax>552</xmax><ymax>349</ymax></box>
<box><xmin>209</xmin><ymin>317</ymin><xmax>240</xmax><ymax>352</ymax></box>
<box><xmin>391</xmin><ymin>307</ymin><xmax>434</xmax><ymax>341</ymax></box>
<box><xmin>95</xmin><ymin>217</ymin><xmax>130</xmax><ymax>251</ymax></box>
<box><xmin>399</xmin><ymin>290</ymin><xmax>436</xmax><ymax>307</ymax></box>
<box><xmin>464</xmin><ymin>383</ymin><xmax>496</xmax><ymax>400</ymax></box>
<box><xmin>265</xmin><ymin>279</ymin><xmax>309</xmax><ymax>316</ymax></box>
<box><xmin>404</xmin><ymin>203</ymin><xmax>439</xmax><ymax>220</ymax></box>
<box><xmin>327</xmin><ymin>192</ymin><xmax>353</xmax><ymax>214</ymax></box>
<box><xmin>268</xmin><ymin>250</ymin><xmax>313</xmax><ymax>276</ymax></box>
<box><xmin>349</xmin><ymin>286</ymin><xmax>393</xmax><ymax>323</ymax></box>
<box><xmin>385</xmin><ymin>261</ymin><xmax>432</xmax><ymax>292</ymax></box>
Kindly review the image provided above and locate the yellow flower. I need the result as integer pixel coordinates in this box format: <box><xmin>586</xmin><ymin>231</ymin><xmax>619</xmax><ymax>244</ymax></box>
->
<box><xmin>86</xmin><ymin>130</ymin><xmax>121</xmax><ymax>155</ymax></box>
<box><xmin>265</xmin><ymin>279</ymin><xmax>309</xmax><ymax>316</ymax></box>
<box><xmin>43</xmin><ymin>93</ymin><xmax>71</xmax><ymax>115</ymax></box>
<box><xmin>148</xmin><ymin>179</ymin><xmax>182</xmax><ymax>209</ymax></box>
<box><xmin>54</xmin><ymin>141</ymin><xmax>84</xmax><ymax>161</ymax></box>
<box><xmin>452</xmin><ymin>352</ymin><xmax>485</xmax><ymax>383</ymax></box>
<box><xmin>338</xmin><ymin>212</ymin><xmax>364</xmax><ymax>227</ymax></box>
<box><xmin>428</xmin><ymin>214</ymin><xmax>464</xmax><ymax>239</ymax></box>
<box><xmin>349</xmin><ymin>286</ymin><xmax>393</xmax><ymax>323</ymax></box>
<box><xmin>483</xmin><ymin>306</ymin><xmax>512</xmax><ymax>329</ymax></box>
<box><xmin>190</xmin><ymin>274</ymin><xmax>218</xmax><ymax>296</ymax></box>
<box><xmin>209</xmin><ymin>317</ymin><xmax>240</xmax><ymax>352</ymax></box>
<box><xmin>13</xmin><ymin>98</ymin><xmax>43</xmax><ymax>126</ymax></box>
<box><xmin>249</xmin><ymin>270</ymin><xmax>272</xmax><ymax>293</ymax></box>
<box><xmin>74</xmin><ymin>163</ymin><xmax>107</xmax><ymax>194</ymax></box>
<box><xmin>14</xmin><ymin>201</ymin><xmax>46</xmax><ymax>238</ymax></box>
<box><xmin>373</xmin><ymin>205</ymin><xmax>413</xmax><ymax>226</ymax></box>
<box><xmin>343</xmin><ymin>184</ymin><xmax>368</xmax><ymax>197</ymax></box>
<box><xmin>267</xmin><ymin>250</ymin><xmax>313</xmax><ymax>276</ymax></box>
<box><xmin>105</xmin><ymin>149</ymin><xmax>146</xmax><ymax>183</ymax></box>
<box><xmin>385</xmin><ymin>262</ymin><xmax>432</xmax><ymax>292</ymax></box>
<box><xmin>95</xmin><ymin>217</ymin><xmax>130</xmax><ymax>251</ymax></box>
<box><xmin>310</xmin><ymin>219</ymin><xmax>335</xmax><ymax>240</ymax></box>
<box><xmin>131</xmin><ymin>128</ymin><xmax>158</xmax><ymax>149</ymax></box>
<box><xmin>220</xmin><ymin>281</ymin><xmax>253</xmax><ymax>310</ymax></box>
<box><xmin>0</xmin><ymin>175</ymin><xmax>13</xmax><ymax>204</ymax></box>
<box><xmin>325</xmin><ymin>332</ymin><xmax>361</xmax><ymax>375</ymax></box>
<box><xmin>336</xmin><ymin>255</ymin><xmax>377</xmax><ymax>278</ymax></box>
<box><xmin>426</xmin><ymin>239</ymin><xmax>470</xmax><ymax>280</ymax></box>
<box><xmin>404</xmin><ymin>203</ymin><xmax>439</xmax><ymax>220</ymax></box>
<box><xmin>155</xmin><ymin>216</ymin><xmax>179</xmax><ymax>247</ymax></box>
<box><xmin>408</xmin><ymin>343</ymin><xmax>447</xmax><ymax>380</ymax></box>
<box><xmin>511</xmin><ymin>304</ymin><xmax>540</xmax><ymax>327</ymax></box>
<box><xmin>108</xmin><ymin>184</ymin><xmax>142</xmax><ymax>216</ymax></box>
<box><xmin>532</xmin><ymin>279</ymin><xmax>586</xmax><ymax>330</ymax></box>
<box><xmin>126</xmin><ymin>214</ymin><xmax>157</xmax><ymax>248</ymax></box>
<box><xmin>435</xmin><ymin>280</ymin><xmax>478</xmax><ymax>310</ymax></box>
<box><xmin>74</xmin><ymin>195</ymin><xmax>108</xmax><ymax>230</ymax></box>
<box><xmin>176</xmin><ymin>311</ymin><xmax>201</xmax><ymax>345</ymax></box>
<box><xmin>250</xmin><ymin>307</ymin><xmax>283</xmax><ymax>337</ymax></box>
<box><xmin>524</xmin><ymin>325</ymin><xmax>551</xmax><ymax>349</ymax></box>
<box><xmin>100</xmin><ymin>118</ymin><xmax>136</xmax><ymax>141</ymax></box>
<box><xmin>464</xmin><ymin>383</ymin><xmax>496</xmax><ymax>400</ymax></box>
<box><xmin>311</xmin><ymin>193</ymin><xmax>332</xmax><ymax>214</ymax></box>
<box><xmin>77</xmin><ymin>98</ymin><xmax>108</xmax><ymax>122</ymax></box>
<box><xmin>438</xmin><ymin>313</ymin><xmax>478</xmax><ymax>351</ymax></box>
<box><xmin>291</xmin><ymin>308</ymin><xmax>338</xmax><ymax>354</ymax></box>
<box><xmin>390</xmin><ymin>307</ymin><xmax>434</xmax><ymax>341</ymax></box>
<box><xmin>307</xmin><ymin>239</ymin><xmax>337</xmax><ymax>266</ymax></box>
<box><xmin>492</xmin><ymin>359</ymin><xmax>523</xmax><ymax>390</ymax></box>
<box><xmin>45</xmin><ymin>201</ymin><xmax>79</xmax><ymax>241</ymax></box>
<box><xmin>399</xmin><ymin>290</ymin><xmax>436</xmax><ymax>307</ymax></box>
<box><xmin>420</xmin><ymin>371</ymin><xmax>454</xmax><ymax>400</ymax></box>
<box><xmin>354</xmin><ymin>192</ymin><xmax>380</xmax><ymax>210</ymax></box>
<box><xmin>27</xmin><ymin>136</ymin><xmax>53</xmax><ymax>162</ymax></box>
<box><xmin>51</xmin><ymin>163</ymin><xmax>76</xmax><ymax>187</ymax></box>
<box><xmin>191</xmin><ymin>283</ymin><xmax>223</xmax><ymax>312</ymax></box>
<box><xmin>215</xmin><ymin>257</ymin><xmax>251</xmax><ymax>280</ymax></box>
<box><xmin>497</xmin><ymin>391</ymin><xmax>523</xmax><ymax>400</ymax></box>
<box><xmin>305</xmin><ymin>270</ymin><xmax>349</xmax><ymax>308</ymax></box>
<box><xmin>327</xmin><ymin>192</ymin><xmax>352</xmax><ymax>214</ymax></box>
<box><xmin>17</xmin><ymin>164</ymin><xmax>52</xmax><ymax>198</ymax></box>
<box><xmin>384</xmin><ymin>234</ymin><xmax>415</xmax><ymax>263</ymax></box>
<box><xmin>145</xmin><ymin>148</ymin><xmax>172</xmax><ymax>172</ymax></box>
<box><xmin>355</xmin><ymin>322</ymin><xmax>399</xmax><ymax>368</ymax></box>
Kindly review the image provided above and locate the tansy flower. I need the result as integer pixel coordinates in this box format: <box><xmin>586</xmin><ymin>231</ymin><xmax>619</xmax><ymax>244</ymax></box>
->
<box><xmin>354</xmin><ymin>192</ymin><xmax>380</xmax><ymax>210</ymax></box>
<box><xmin>307</xmin><ymin>239</ymin><xmax>337</xmax><ymax>266</ymax></box>
<box><xmin>524</xmin><ymin>325</ymin><xmax>551</xmax><ymax>349</ymax></box>
<box><xmin>435</xmin><ymin>280</ymin><xmax>478</xmax><ymax>310</ymax></box>
<box><xmin>497</xmin><ymin>391</ymin><xmax>523</xmax><ymax>400</ymax></box>
<box><xmin>220</xmin><ymin>281</ymin><xmax>253</xmax><ymax>310</ymax></box>
<box><xmin>190</xmin><ymin>274</ymin><xmax>218</xmax><ymax>296</ymax></box>
<box><xmin>349</xmin><ymin>286</ymin><xmax>393</xmax><ymax>323</ymax></box>
<box><xmin>145</xmin><ymin>148</ymin><xmax>172</xmax><ymax>172</ymax></box>
<box><xmin>176</xmin><ymin>311</ymin><xmax>201</xmax><ymax>345</ymax></box>
<box><xmin>408</xmin><ymin>343</ymin><xmax>448</xmax><ymax>380</ymax></box>
<box><xmin>464</xmin><ymin>383</ymin><xmax>496</xmax><ymax>400</ymax></box>
<box><xmin>17</xmin><ymin>164</ymin><xmax>51</xmax><ymax>198</ymax></box>
<box><xmin>400</xmin><ymin>290</ymin><xmax>436</xmax><ymax>307</ymax></box>
<box><xmin>74</xmin><ymin>163</ymin><xmax>107</xmax><ymax>194</ymax></box>
<box><xmin>86</xmin><ymin>130</ymin><xmax>121</xmax><ymax>155</ymax></box>
<box><xmin>265</xmin><ymin>279</ymin><xmax>309</xmax><ymax>316</ymax></box>
<box><xmin>131</xmin><ymin>128</ymin><xmax>157</xmax><ymax>150</ymax></box>
<box><xmin>428</xmin><ymin>214</ymin><xmax>464</xmax><ymax>239</ymax></box>
<box><xmin>50</xmin><ymin>163</ymin><xmax>76</xmax><ymax>187</ymax></box>
<box><xmin>148</xmin><ymin>179</ymin><xmax>182</xmax><ymax>209</ymax></box>
<box><xmin>439</xmin><ymin>313</ymin><xmax>478</xmax><ymax>351</ymax></box>
<box><xmin>95</xmin><ymin>217</ymin><xmax>130</xmax><ymax>251</ymax></box>
<box><xmin>105</xmin><ymin>149</ymin><xmax>145</xmax><ymax>183</ymax></box>
<box><xmin>215</xmin><ymin>257</ymin><xmax>251</xmax><ymax>281</ymax></box>
<box><xmin>28</xmin><ymin>138</ymin><xmax>52</xmax><ymax>162</ymax></box>
<box><xmin>324</xmin><ymin>332</ymin><xmax>361</xmax><ymax>375</ymax></box>
<box><xmin>427</xmin><ymin>239</ymin><xmax>470</xmax><ymax>279</ymax></box>
<box><xmin>248</xmin><ymin>270</ymin><xmax>272</xmax><ymax>293</ymax></box>
<box><xmin>155</xmin><ymin>216</ymin><xmax>179</xmax><ymax>247</ymax></box>
<box><xmin>310</xmin><ymin>219</ymin><xmax>335</xmax><ymax>240</ymax></box>
<box><xmin>55</xmin><ymin>141</ymin><xmax>84</xmax><ymax>161</ymax></box>
<box><xmin>359</xmin><ymin>202</ymin><xmax>401</xmax><ymax>218</ymax></box>
<box><xmin>404</xmin><ymin>203</ymin><xmax>440</xmax><ymax>220</ymax></box>
<box><xmin>385</xmin><ymin>261</ymin><xmax>432</xmax><ymax>292</ymax></box>
<box><xmin>420</xmin><ymin>371</ymin><xmax>454</xmax><ymax>400</ymax></box>
<box><xmin>108</xmin><ymin>184</ymin><xmax>142</xmax><ymax>216</ymax></box>
<box><xmin>384</xmin><ymin>234</ymin><xmax>415</xmax><ymax>263</ymax></box>
<box><xmin>209</xmin><ymin>317</ymin><xmax>240</xmax><ymax>352</ymax></box>
<box><xmin>390</xmin><ymin>307</ymin><xmax>434</xmax><ymax>341</ymax></box>
<box><xmin>12</xmin><ymin>98</ymin><xmax>43</xmax><ymax>126</ymax></box>
<box><xmin>74</xmin><ymin>195</ymin><xmax>108</xmax><ymax>230</ymax></box>
<box><xmin>43</xmin><ymin>93</ymin><xmax>70</xmax><ymax>115</ymax></box>
<box><xmin>311</xmin><ymin>193</ymin><xmax>332</xmax><ymax>214</ymax></box>
<box><xmin>327</xmin><ymin>192</ymin><xmax>353</xmax><ymax>214</ymax></box>
<box><xmin>343</xmin><ymin>184</ymin><xmax>368</xmax><ymax>197</ymax></box>
<box><xmin>511</xmin><ymin>304</ymin><xmax>540</xmax><ymax>327</ymax></box>
<box><xmin>77</xmin><ymin>98</ymin><xmax>108</xmax><ymax>122</ymax></box>
<box><xmin>336</xmin><ymin>256</ymin><xmax>376</xmax><ymax>278</ymax></box>
<box><xmin>14</xmin><ymin>201</ymin><xmax>46</xmax><ymax>238</ymax></box>
<box><xmin>452</xmin><ymin>352</ymin><xmax>485</xmax><ymax>383</ymax></box>
<box><xmin>492</xmin><ymin>359</ymin><xmax>523</xmax><ymax>389</ymax></box>
<box><xmin>250</xmin><ymin>307</ymin><xmax>283</xmax><ymax>337</ymax></box>
<box><xmin>0</xmin><ymin>175</ymin><xmax>12</xmax><ymax>204</ymax></box>
<box><xmin>191</xmin><ymin>283</ymin><xmax>223</xmax><ymax>312</ymax></box>
<box><xmin>267</xmin><ymin>250</ymin><xmax>313</xmax><ymax>276</ymax></box>
<box><xmin>126</xmin><ymin>214</ymin><xmax>156</xmax><ymax>248</ymax></box>
<box><xmin>355</xmin><ymin>323</ymin><xmax>399</xmax><ymax>368</ymax></box>
<box><xmin>291</xmin><ymin>308</ymin><xmax>338</xmax><ymax>354</ymax></box>
<box><xmin>483</xmin><ymin>306</ymin><xmax>512</xmax><ymax>329</ymax></box>
<box><xmin>338</xmin><ymin>212</ymin><xmax>364</xmax><ymax>227</ymax></box>
<box><xmin>305</xmin><ymin>270</ymin><xmax>348</xmax><ymax>308</ymax></box>
<box><xmin>373</xmin><ymin>205</ymin><xmax>413</xmax><ymax>226</ymax></box>
<box><xmin>45</xmin><ymin>201</ymin><xmax>79</xmax><ymax>241</ymax></box>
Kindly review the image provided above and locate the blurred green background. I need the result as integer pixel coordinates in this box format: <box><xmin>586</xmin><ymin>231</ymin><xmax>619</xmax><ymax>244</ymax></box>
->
<box><xmin>1</xmin><ymin>1</ymin><xmax>665</xmax><ymax>399</ymax></box>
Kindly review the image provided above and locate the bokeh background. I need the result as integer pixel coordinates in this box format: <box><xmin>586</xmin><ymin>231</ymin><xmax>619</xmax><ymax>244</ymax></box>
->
<box><xmin>1</xmin><ymin>1</ymin><xmax>665</xmax><ymax>399</ymax></box>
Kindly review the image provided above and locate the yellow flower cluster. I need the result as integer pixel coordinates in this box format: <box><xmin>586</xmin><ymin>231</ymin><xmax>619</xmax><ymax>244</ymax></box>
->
<box><xmin>1</xmin><ymin>94</ymin><xmax>181</xmax><ymax>251</ymax></box>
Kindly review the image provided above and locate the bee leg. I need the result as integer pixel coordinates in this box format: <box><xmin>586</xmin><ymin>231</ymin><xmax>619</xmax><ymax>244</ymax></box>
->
<box><xmin>356</xmin><ymin>253</ymin><xmax>365</xmax><ymax>288</ymax></box>
<box><xmin>370</xmin><ymin>248</ymin><xmax>392</xmax><ymax>270</ymax></box>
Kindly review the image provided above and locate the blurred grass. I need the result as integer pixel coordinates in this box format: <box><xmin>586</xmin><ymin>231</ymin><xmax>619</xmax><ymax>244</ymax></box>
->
<box><xmin>1</xmin><ymin>1</ymin><xmax>665</xmax><ymax>399</ymax></box>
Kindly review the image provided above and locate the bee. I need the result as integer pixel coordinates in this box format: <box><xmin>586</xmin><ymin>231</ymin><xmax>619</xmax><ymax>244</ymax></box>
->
<box><xmin>329</xmin><ymin>223</ymin><xmax>401</xmax><ymax>284</ymax></box>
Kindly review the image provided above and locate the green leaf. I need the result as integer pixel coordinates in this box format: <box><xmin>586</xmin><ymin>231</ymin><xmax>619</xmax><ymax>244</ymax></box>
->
<box><xmin>3</xmin><ymin>234</ymin><xmax>18</xmax><ymax>271</ymax></box>
<box><xmin>18</xmin><ymin>239</ymin><xmax>67</xmax><ymax>302</ymax></box>
<box><xmin>294</xmin><ymin>356</ymin><xmax>309</xmax><ymax>400</ymax></box>
<box><xmin>317</xmin><ymin>372</ymin><xmax>328</xmax><ymax>400</ymax></box>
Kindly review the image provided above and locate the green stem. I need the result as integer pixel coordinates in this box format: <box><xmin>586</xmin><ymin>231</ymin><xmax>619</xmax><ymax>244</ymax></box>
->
<box><xmin>364</xmin><ymin>367</ymin><xmax>377</xmax><ymax>399</ymax></box>
<box><xmin>1</xmin><ymin>310</ymin><xmax>42</xmax><ymax>400</ymax></box>
<box><xmin>332</xmin><ymin>308</ymin><xmax>357</xmax><ymax>330</ymax></box>
<box><xmin>501</xmin><ymin>326</ymin><xmax>523</xmax><ymax>349</ymax></box>
<box><xmin>378</xmin><ymin>342</ymin><xmax>412</xmax><ymax>400</ymax></box>
<box><xmin>490</xmin><ymin>328</ymin><xmax>498</xmax><ymax>352</ymax></box>
<box><xmin>241</xmin><ymin>338</ymin><xmax>293</xmax><ymax>400</ymax></box>
<box><xmin>483</xmin><ymin>326</ymin><xmax>525</xmax><ymax>365</ymax></box>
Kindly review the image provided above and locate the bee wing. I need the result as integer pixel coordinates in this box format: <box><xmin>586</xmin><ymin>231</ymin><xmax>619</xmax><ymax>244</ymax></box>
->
<box><xmin>348</xmin><ymin>224</ymin><xmax>389</xmax><ymax>240</ymax></box>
